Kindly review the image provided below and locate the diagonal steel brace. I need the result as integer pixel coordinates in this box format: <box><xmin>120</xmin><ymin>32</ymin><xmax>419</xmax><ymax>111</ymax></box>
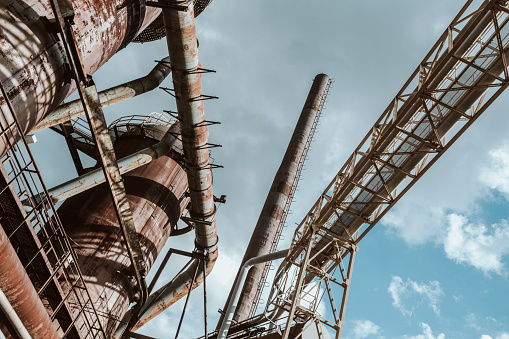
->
<box><xmin>48</xmin><ymin>0</ymin><xmax>148</xmax><ymax>304</ymax></box>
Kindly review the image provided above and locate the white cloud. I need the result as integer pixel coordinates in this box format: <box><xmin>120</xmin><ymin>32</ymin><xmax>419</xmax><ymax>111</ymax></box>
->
<box><xmin>351</xmin><ymin>320</ymin><xmax>380</xmax><ymax>338</ymax></box>
<box><xmin>383</xmin><ymin>205</ymin><xmax>447</xmax><ymax>246</ymax></box>
<box><xmin>443</xmin><ymin>214</ymin><xmax>509</xmax><ymax>275</ymax></box>
<box><xmin>381</xmin><ymin>143</ymin><xmax>509</xmax><ymax>276</ymax></box>
<box><xmin>388</xmin><ymin>276</ymin><xmax>443</xmax><ymax>317</ymax></box>
<box><xmin>480</xmin><ymin>333</ymin><xmax>509</xmax><ymax>339</ymax></box>
<box><xmin>465</xmin><ymin>313</ymin><xmax>481</xmax><ymax>331</ymax></box>
<box><xmin>402</xmin><ymin>323</ymin><xmax>445</xmax><ymax>339</ymax></box>
<box><xmin>481</xmin><ymin>146</ymin><xmax>509</xmax><ymax>198</ymax></box>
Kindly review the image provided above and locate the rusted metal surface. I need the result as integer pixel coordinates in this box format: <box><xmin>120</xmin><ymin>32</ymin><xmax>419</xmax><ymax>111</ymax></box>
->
<box><xmin>30</xmin><ymin>57</ymin><xmax>172</xmax><ymax>133</ymax></box>
<box><xmin>133</xmin><ymin>0</ymin><xmax>215</xmax><ymax>43</ymax></box>
<box><xmin>114</xmin><ymin>2</ymin><xmax>219</xmax><ymax>335</ymax></box>
<box><xmin>0</xmin><ymin>0</ymin><xmax>162</xmax><ymax>154</ymax></box>
<box><xmin>47</xmin><ymin>0</ymin><xmax>151</xmax><ymax>327</ymax></box>
<box><xmin>0</xmin><ymin>288</ymin><xmax>31</xmax><ymax>339</ymax></box>
<box><xmin>58</xmin><ymin>128</ymin><xmax>189</xmax><ymax>337</ymax></box>
<box><xmin>0</xmin><ymin>224</ymin><xmax>59</xmax><ymax>339</ymax></box>
<box><xmin>44</xmin><ymin>123</ymin><xmax>180</xmax><ymax>204</ymax></box>
<box><xmin>220</xmin><ymin>74</ymin><xmax>330</xmax><ymax>324</ymax></box>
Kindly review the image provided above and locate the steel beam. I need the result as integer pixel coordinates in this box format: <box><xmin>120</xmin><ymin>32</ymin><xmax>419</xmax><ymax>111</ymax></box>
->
<box><xmin>60</xmin><ymin>121</ymin><xmax>85</xmax><ymax>175</ymax></box>
<box><xmin>282</xmin><ymin>228</ymin><xmax>316</xmax><ymax>339</ymax></box>
<box><xmin>48</xmin><ymin>0</ymin><xmax>147</xmax><ymax>309</ymax></box>
<box><xmin>336</xmin><ymin>246</ymin><xmax>356</xmax><ymax>339</ymax></box>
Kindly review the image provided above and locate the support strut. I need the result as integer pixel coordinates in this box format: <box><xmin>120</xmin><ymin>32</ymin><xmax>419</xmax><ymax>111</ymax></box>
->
<box><xmin>48</xmin><ymin>0</ymin><xmax>148</xmax><ymax>311</ymax></box>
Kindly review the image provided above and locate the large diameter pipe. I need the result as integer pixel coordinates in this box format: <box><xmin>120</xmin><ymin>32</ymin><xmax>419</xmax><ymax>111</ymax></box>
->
<box><xmin>0</xmin><ymin>225</ymin><xmax>59</xmax><ymax>339</ymax></box>
<box><xmin>114</xmin><ymin>1</ymin><xmax>218</xmax><ymax>336</ymax></box>
<box><xmin>134</xmin><ymin>0</ymin><xmax>219</xmax><ymax>326</ymax></box>
<box><xmin>0</xmin><ymin>288</ymin><xmax>31</xmax><ymax>339</ymax></box>
<box><xmin>224</xmin><ymin>74</ymin><xmax>331</xmax><ymax>323</ymax></box>
<box><xmin>30</xmin><ymin>57</ymin><xmax>172</xmax><ymax>133</ymax></box>
<box><xmin>46</xmin><ymin>124</ymin><xmax>179</xmax><ymax>204</ymax></box>
<box><xmin>218</xmin><ymin>249</ymin><xmax>290</xmax><ymax>339</ymax></box>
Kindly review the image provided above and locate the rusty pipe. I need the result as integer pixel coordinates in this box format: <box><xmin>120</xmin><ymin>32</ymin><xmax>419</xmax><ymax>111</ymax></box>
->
<box><xmin>0</xmin><ymin>225</ymin><xmax>59</xmax><ymax>339</ymax></box>
<box><xmin>29</xmin><ymin>57</ymin><xmax>172</xmax><ymax>133</ymax></box>
<box><xmin>220</xmin><ymin>74</ymin><xmax>331</xmax><ymax>325</ymax></box>
<box><xmin>0</xmin><ymin>288</ymin><xmax>31</xmax><ymax>339</ymax></box>
<box><xmin>114</xmin><ymin>1</ymin><xmax>218</xmax><ymax>336</ymax></box>
<box><xmin>44</xmin><ymin>124</ymin><xmax>179</xmax><ymax>204</ymax></box>
<box><xmin>218</xmin><ymin>249</ymin><xmax>290</xmax><ymax>339</ymax></box>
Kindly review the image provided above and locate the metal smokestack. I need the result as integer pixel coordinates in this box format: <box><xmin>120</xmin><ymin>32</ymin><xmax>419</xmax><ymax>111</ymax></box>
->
<box><xmin>228</xmin><ymin>74</ymin><xmax>331</xmax><ymax>323</ymax></box>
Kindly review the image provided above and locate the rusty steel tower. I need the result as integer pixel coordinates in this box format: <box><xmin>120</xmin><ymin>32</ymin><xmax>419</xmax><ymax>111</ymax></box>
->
<box><xmin>0</xmin><ymin>0</ymin><xmax>218</xmax><ymax>338</ymax></box>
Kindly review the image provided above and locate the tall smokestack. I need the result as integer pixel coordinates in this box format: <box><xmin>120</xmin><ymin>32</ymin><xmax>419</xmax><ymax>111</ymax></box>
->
<box><xmin>225</xmin><ymin>74</ymin><xmax>331</xmax><ymax>324</ymax></box>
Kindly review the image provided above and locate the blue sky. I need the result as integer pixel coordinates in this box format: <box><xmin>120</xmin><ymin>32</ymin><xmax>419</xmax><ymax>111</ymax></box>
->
<box><xmin>29</xmin><ymin>0</ymin><xmax>509</xmax><ymax>338</ymax></box>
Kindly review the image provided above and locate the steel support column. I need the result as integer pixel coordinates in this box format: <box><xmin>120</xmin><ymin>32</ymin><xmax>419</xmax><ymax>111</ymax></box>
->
<box><xmin>336</xmin><ymin>246</ymin><xmax>356</xmax><ymax>339</ymax></box>
<box><xmin>282</xmin><ymin>228</ymin><xmax>316</xmax><ymax>339</ymax></box>
<box><xmin>60</xmin><ymin>121</ymin><xmax>85</xmax><ymax>175</ymax></box>
<box><xmin>48</xmin><ymin>0</ymin><xmax>147</xmax><ymax>307</ymax></box>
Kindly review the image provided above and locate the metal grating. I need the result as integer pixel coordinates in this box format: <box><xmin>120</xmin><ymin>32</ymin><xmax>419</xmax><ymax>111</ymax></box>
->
<box><xmin>0</xmin><ymin>84</ymin><xmax>106</xmax><ymax>338</ymax></box>
<box><xmin>133</xmin><ymin>0</ymin><xmax>214</xmax><ymax>43</ymax></box>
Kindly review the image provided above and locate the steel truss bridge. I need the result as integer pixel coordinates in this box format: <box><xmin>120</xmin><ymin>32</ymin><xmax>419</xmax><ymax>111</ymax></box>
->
<box><xmin>240</xmin><ymin>1</ymin><xmax>509</xmax><ymax>338</ymax></box>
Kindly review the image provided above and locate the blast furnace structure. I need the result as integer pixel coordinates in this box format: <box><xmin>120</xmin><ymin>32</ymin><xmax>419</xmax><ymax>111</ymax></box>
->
<box><xmin>0</xmin><ymin>0</ymin><xmax>218</xmax><ymax>338</ymax></box>
<box><xmin>2</xmin><ymin>1</ymin><xmax>509</xmax><ymax>339</ymax></box>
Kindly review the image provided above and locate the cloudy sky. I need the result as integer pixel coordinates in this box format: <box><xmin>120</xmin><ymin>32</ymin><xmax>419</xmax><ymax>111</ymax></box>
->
<box><xmin>30</xmin><ymin>0</ymin><xmax>509</xmax><ymax>338</ymax></box>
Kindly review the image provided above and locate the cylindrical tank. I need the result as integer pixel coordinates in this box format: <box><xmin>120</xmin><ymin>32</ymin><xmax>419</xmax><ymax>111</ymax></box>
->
<box><xmin>0</xmin><ymin>0</ymin><xmax>162</xmax><ymax>153</ymax></box>
<box><xmin>57</xmin><ymin>122</ymin><xmax>189</xmax><ymax>336</ymax></box>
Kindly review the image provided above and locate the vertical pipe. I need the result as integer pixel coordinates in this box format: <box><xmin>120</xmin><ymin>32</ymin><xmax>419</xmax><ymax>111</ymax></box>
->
<box><xmin>133</xmin><ymin>0</ymin><xmax>220</xmax><ymax>323</ymax></box>
<box><xmin>224</xmin><ymin>74</ymin><xmax>331</xmax><ymax>323</ymax></box>
<box><xmin>0</xmin><ymin>225</ymin><xmax>59</xmax><ymax>339</ymax></box>
<box><xmin>113</xmin><ymin>2</ymin><xmax>219</xmax><ymax>336</ymax></box>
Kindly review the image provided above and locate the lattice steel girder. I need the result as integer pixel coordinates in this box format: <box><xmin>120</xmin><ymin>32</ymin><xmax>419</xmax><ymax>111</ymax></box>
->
<box><xmin>266</xmin><ymin>234</ymin><xmax>357</xmax><ymax>339</ymax></box>
<box><xmin>269</xmin><ymin>0</ymin><xmax>509</xmax><ymax>335</ymax></box>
